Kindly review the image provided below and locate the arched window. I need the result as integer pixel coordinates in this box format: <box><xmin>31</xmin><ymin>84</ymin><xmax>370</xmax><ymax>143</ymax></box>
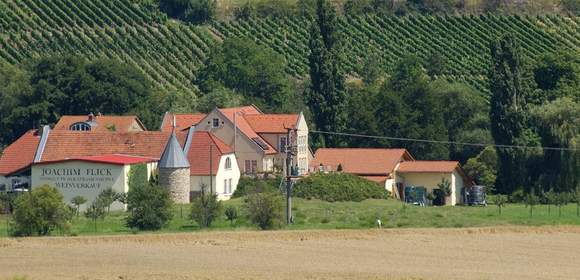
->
<box><xmin>69</xmin><ymin>122</ymin><xmax>91</xmax><ymax>131</ymax></box>
<box><xmin>225</xmin><ymin>157</ymin><xmax>232</xmax><ymax>170</ymax></box>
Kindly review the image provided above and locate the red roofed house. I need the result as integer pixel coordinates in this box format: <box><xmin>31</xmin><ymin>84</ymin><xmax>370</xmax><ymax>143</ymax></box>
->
<box><xmin>1</xmin><ymin>121</ymin><xmax>240</xmax><ymax>210</ymax></box>
<box><xmin>54</xmin><ymin>113</ymin><xmax>146</xmax><ymax>132</ymax></box>
<box><xmin>311</xmin><ymin>148</ymin><xmax>472</xmax><ymax>205</ymax></box>
<box><xmin>162</xmin><ymin>105</ymin><xmax>310</xmax><ymax>176</ymax></box>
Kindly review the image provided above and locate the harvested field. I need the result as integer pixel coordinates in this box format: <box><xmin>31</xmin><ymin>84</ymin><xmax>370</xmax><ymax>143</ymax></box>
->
<box><xmin>1</xmin><ymin>226</ymin><xmax>580</xmax><ymax>280</ymax></box>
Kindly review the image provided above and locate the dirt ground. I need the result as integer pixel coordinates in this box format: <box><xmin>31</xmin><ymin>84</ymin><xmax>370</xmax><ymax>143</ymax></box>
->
<box><xmin>1</xmin><ymin>226</ymin><xmax>580</xmax><ymax>280</ymax></box>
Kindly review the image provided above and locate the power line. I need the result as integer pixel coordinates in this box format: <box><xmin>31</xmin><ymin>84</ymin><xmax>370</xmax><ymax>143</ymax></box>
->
<box><xmin>310</xmin><ymin>130</ymin><xmax>579</xmax><ymax>152</ymax></box>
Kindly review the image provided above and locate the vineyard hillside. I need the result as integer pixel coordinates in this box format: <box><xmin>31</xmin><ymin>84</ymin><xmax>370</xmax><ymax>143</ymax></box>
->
<box><xmin>1</xmin><ymin>0</ymin><xmax>579</xmax><ymax>98</ymax></box>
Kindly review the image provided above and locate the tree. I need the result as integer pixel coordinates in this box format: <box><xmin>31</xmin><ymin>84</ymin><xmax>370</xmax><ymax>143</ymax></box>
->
<box><xmin>533</xmin><ymin>51</ymin><xmax>579</xmax><ymax>103</ymax></box>
<box><xmin>556</xmin><ymin>192</ymin><xmax>570</xmax><ymax>218</ymax></box>
<box><xmin>524</xmin><ymin>193</ymin><xmax>539</xmax><ymax>218</ymax></box>
<box><xmin>464</xmin><ymin>146</ymin><xmax>498</xmax><ymax>189</ymax></box>
<box><xmin>224</xmin><ymin>206</ymin><xmax>238</xmax><ymax>226</ymax></box>
<box><xmin>573</xmin><ymin>190</ymin><xmax>580</xmax><ymax>217</ymax></box>
<box><xmin>70</xmin><ymin>196</ymin><xmax>87</xmax><ymax>217</ymax></box>
<box><xmin>191</xmin><ymin>187</ymin><xmax>222</xmax><ymax>228</ymax></box>
<box><xmin>1</xmin><ymin>56</ymin><xmax>163</xmax><ymax>145</ymax></box>
<box><xmin>159</xmin><ymin>0</ymin><xmax>216</xmax><ymax>24</ymax></box>
<box><xmin>437</xmin><ymin>178</ymin><xmax>452</xmax><ymax>205</ymax></box>
<box><xmin>244</xmin><ymin>190</ymin><xmax>284</xmax><ymax>230</ymax></box>
<box><xmin>488</xmin><ymin>34</ymin><xmax>534</xmax><ymax>194</ymax></box>
<box><xmin>11</xmin><ymin>185</ymin><xmax>72</xmax><ymax>236</ymax></box>
<box><xmin>425</xmin><ymin>52</ymin><xmax>446</xmax><ymax>78</ymax></box>
<box><xmin>197</xmin><ymin>38</ymin><xmax>294</xmax><ymax>112</ymax></box>
<box><xmin>126</xmin><ymin>166</ymin><xmax>173</xmax><ymax>231</ymax></box>
<box><xmin>97</xmin><ymin>188</ymin><xmax>118</xmax><ymax>215</ymax></box>
<box><xmin>532</xmin><ymin>98</ymin><xmax>580</xmax><ymax>193</ymax></box>
<box><xmin>306</xmin><ymin>0</ymin><xmax>347</xmax><ymax>148</ymax></box>
<box><xmin>85</xmin><ymin>198</ymin><xmax>106</xmax><ymax>232</ymax></box>
<box><xmin>544</xmin><ymin>189</ymin><xmax>558</xmax><ymax>215</ymax></box>
<box><xmin>196</xmin><ymin>86</ymin><xmax>244</xmax><ymax>113</ymax></box>
<box><xmin>493</xmin><ymin>194</ymin><xmax>507</xmax><ymax>215</ymax></box>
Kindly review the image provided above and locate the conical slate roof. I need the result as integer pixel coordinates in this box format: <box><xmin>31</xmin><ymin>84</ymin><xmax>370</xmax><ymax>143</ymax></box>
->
<box><xmin>158</xmin><ymin>132</ymin><xmax>190</xmax><ymax>168</ymax></box>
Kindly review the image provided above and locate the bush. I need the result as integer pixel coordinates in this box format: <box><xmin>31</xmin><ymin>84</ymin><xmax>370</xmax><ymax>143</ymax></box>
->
<box><xmin>224</xmin><ymin>206</ymin><xmax>238</xmax><ymax>225</ymax></box>
<box><xmin>244</xmin><ymin>191</ymin><xmax>284</xmax><ymax>230</ymax></box>
<box><xmin>232</xmin><ymin>176</ymin><xmax>281</xmax><ymax>198</ymax></box>
<box><xmin>159</xmin><ymin>0</ymin><xmax>216</xmax><ymax>24</ymax></box>
<box><xmin>509</xmin><ymin>189</ymin><xmax>526</xmax><ymax>203</ymax></box>
<box><xmin>11</xmin><ymin>185</ymin><xmax>72</xmax><ymax>236</ymax></box>
<box><xmin>293</xmin><ymin>173</ymin><xmax>390</xmax><ymax>202</ymax></box>
<box><xmin>190</xmin><ymin>193</ymin><xmax>222</xmax><ymax>228</ymax></box>
<box><xmin>126</xmin><ymin>182</ymin><xmax>173</xmax><ymax>231</ymax></box>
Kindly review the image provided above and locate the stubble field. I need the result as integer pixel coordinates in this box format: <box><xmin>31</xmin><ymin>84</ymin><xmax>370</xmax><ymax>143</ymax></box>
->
<box><xmin>1</xmin><ymin>226</ymin><xmax>580</xmax><ymax>280</ymax></box>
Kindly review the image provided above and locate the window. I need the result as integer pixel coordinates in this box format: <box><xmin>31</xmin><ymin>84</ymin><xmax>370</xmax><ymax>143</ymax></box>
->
<box><xmin>224</xmin><ymin>179</ymin><xmax>228</xmax><ymax>194</ymax></box>
<box><xmin>244</xmin><ymin>160</ymin><xmax>258</xmax><ymax>174</ymax></box>
<box><xmin>225</xmin><ymin>157</ymin><xmax>231</xmax><ymax>170</ymax></box>
<box><xmin>70</xmin><ymin>122</ymin><xmax>91</xmax><ymax>131</ymax></box>
<box><xmin>228</xmin><ymin>179</ymin><xmax>232</xmax><ymax>194</ymax></box>
<box><xmin>279</xmin><ymin>136</ymin><xmax>287</xmax><ymax>153</ymax></box>
<box><xmin>212</xmin><ymin>118</ymin><xmax>220</xmax><ymax>128</ymax></box>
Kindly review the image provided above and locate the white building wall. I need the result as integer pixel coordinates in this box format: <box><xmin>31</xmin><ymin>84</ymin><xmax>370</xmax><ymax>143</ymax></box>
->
<box><xmin>31</xmin><ymin>161</ymin><xmax>126</xmax><ymax>211</ymax></box>
<box><xmin>189</xmin><ymin>153</ymin><xmax>240</xmax><ymax>200</ymax></box>
<box><xmin>296</xmin><ymin>113</ymin><xmax>309</xmax><ymax>175</ymax></box>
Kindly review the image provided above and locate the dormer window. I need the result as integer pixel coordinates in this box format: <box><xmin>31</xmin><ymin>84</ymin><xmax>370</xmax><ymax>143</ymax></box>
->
<box><xmin>70</xmin><ymin>122</ymin><xmax>91</xmax><ymax>131</ymax></box>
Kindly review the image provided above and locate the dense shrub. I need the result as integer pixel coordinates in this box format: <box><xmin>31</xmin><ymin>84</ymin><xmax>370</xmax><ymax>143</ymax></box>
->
<box><xmin>190</xmin><ymin>193</ymin><xmax>222</xmax><ymax>228</ymax></box>
<box><xmin>244</xmin><ymin>191</ymin><xmax>284</xmax><ymax>230</ymax></box>
<box><xmin>293</xmin><ymin>173</ymin><xmax>390</xmax><ymax>202</ymax></box>
<box><xmin>11</xmin><ymin>185</ymin><xmax>72</xmax><ymax>236</ymax></box>
<box><xmin>126</xmin><ymin>166</ymin><xmax>173</xmax><ymax>231</ymax></box>
<box><xmin>232</xmin><ymin>176</ymin><xmax>281</xmax><ymax>198</ymax></box>
<box><xmin>160</xmin><ymin>0</ymin><xmax>216</xmax><ymax>24</ymax></box>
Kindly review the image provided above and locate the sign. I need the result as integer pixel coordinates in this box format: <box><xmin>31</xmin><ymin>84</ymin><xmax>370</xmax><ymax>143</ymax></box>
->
<box><xmin>38</xmin><ymin>167</ymin><xmax>115</xmax><ymax>190</ymax></box>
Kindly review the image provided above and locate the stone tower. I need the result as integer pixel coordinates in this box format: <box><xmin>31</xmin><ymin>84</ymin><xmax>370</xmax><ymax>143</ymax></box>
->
<box><xmin>158</xmin><ymin>132</ymin><xmax>191</xmax><ymax>204</ymax></box>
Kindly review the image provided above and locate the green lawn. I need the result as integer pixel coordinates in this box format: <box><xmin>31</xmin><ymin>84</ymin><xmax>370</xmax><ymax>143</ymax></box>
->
<box><xmin>1</xmin><ymin>198</ymin><xmax>579</xmax><ymax>237</ymax></box>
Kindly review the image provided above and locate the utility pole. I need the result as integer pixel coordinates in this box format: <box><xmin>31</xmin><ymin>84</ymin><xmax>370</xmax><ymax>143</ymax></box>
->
<box><xmin>285</xmin><ymin>127</ymin><xmax>296</xmax><ymax>224</ymax></box>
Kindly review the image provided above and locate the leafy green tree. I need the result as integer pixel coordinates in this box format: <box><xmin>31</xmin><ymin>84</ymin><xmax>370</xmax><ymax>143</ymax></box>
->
<box><xmin>0</xmin><ymin>61</ymin><xmax>32</xmax><ymax>146</ymax></box>
<box><xmin>12</xmin><ymin>185</ymin><xmax>72</xmax><ymax>236</ymax></box>
<box><xmin>524</xmin><ymin>193</ymin><xmax>539</xmax><ymax>217</ymax></box>
<box><xmin>97</xmin><ymin>188</ymin><xmax>118</xmax><ymax>215</ymax></box>
<box><xmin>196</xmin><ymin>86</ymin><xmax>244</xmax><ymax>113</ymax></box>
<box><xmin>345</xmin><ymin>85</ymin><xmax>381</xmax><ymax>147</ymax></box>
<box><xmin>533</xmin><ymin>51</ymin><xmax>579</xmax><ymax>103</ymax></box>
<box><xmin>437</xmin><ymin>178</ymin><xmax>452</xmax><ymax>205</ymax></box>
<box><xmin>244</xmin><ymin>190</ymin><xmax>284</xmax><ymax>230</ymax></box>
<box><xmin>556</xmin><ymin>192</ymin><xmax>570</xmax><ymax>217</ymax></box>
<box><xmin>464</xmin><ymin>146</ymin><xmax>498</xmax><ymax>189</ymax></box>
<box><xmin>224</xmin><ymin>206</ymin><xmax>238</xmax><ymax>226</ymax></box>
<box><xmin>532</xmin><ymin>98</ymin><xmax>579</xmax><ymax>193</ymax></box>
<box><xmin>197</xmin><ymin>38</ymin><xmax>294</xmax><ymax>112</ymax></box>
<box><xmin>85</xmin><ymin>198</ymin><xmax>106</xmax><ymax>232</ymax></box>
<box><xmin>126</xmin><ymin>166</ymin><xmax>173</xmax><ymax>231</ymax></box>
<box><xmin>544</xmin><ymin>189</ymin><xmax>558</xmax><ymax>215</ymax></box>
<box><xmin>432</xmin><ymin>81</ymin><xmax>490</xmax><ymax>162</ymax></box>
<box><xmin>573</xmin><ymin>190</ymin><xmax>580</xmax><ymax>217</ymax></box>
<box><xmin>160</xmin><ymin>0</ymin><xmax>216</xmax><ymax>24</ymax></box>
<box><xmin>306</xmin><ymin>0</ymin><xmax>347</xmax><ymax>148</ymax></box>
<box><xmin>70</xmin><ymin>196</ymin><xmax>87</xmax><ymax>217</ymax></box>
<box><xmin>493</xmin><ymin>194</ymin><xmax>507</xmax><ymax>215</ymax></box>
<box><xmin>344</xmin><ymin>0</ymin><xmax>373</xmax><ymax>15</ymax></box>
<box><xmin>488</xmin><ymin>34</ymin><xmax>534</xmax><ymax>194</ymax></box>
<box><xmin>376</xmin><ymin>56</ymin><xmax>449</xmax><ymax>160</ymax></box>
<box><xmin>191</xmin><ymin>187</ymin><xmax>222</xmax><ymax>228</ymax></box>
<box><xmin>425</xmin><ymin>52</ymin><xmax>446</xmax><ymax>78</ymax></box>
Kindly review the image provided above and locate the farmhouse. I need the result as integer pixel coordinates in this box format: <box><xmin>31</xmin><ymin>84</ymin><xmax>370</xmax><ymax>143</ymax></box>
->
<box><xmin>311</xmin><ymin>148</ymin><xmax>473</xmax><ymax>205</ymax></box>
<box><xmin>161</xmin><ymin>105</ymin><xmax>310</xmax><ymax>175</ymax></box>
<box><xmin>0</xmin><ymin>117</ymin><xmax>240</xmax><ymax>209</ymax></box>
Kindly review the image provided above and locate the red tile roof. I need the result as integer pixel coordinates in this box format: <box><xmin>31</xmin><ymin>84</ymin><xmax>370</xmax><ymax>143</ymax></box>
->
<box><xmin>39</xmin><ymin>131</ymin><xmax>185</xmax><ymax>162</ymax></box>
<box><xmin>161</xmin><ymin>113</ymin><xmax>206</xmax><ymax>132</ymax></box>
<box><xmin>0</xmin><ymin>130</ymin><xmax>41</xmax><ymax>175</ymax></box>
<box><xmin>54</xmin><ymin>115</ymin><xmax>145</xmax><ymax>132</ymax></box>
<box><xmin>185</xmin><ymin>131</ymin><xmax>234</xmax><ymax>176</ymax></box>
<box><xmin>244</xmin><ymin>114</ymin><xmax>299</xmax><ymax>133</ymax></box>
<box><xmin>36</xmin><ymin>154</ymin><xmax>157</xmax><ymax>166</ymax></box>
<box><xmin>312</xmin><ymin>148</ymin><xmax>414</xmax><ymax>175</ymax></box>
<box><xmin>217</xmin><ymin>106</ymin><xmax>277</xmax><ymax>155</ymax></box>
<box><xmin>397</xmin><ymin>161</ymin><xmax>460</xmax><ymax>173</ymax></box>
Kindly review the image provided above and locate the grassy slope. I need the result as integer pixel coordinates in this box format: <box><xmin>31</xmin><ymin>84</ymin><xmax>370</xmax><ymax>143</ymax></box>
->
<box><xmin>1</xmin><ymin>198</ymin><xmax>579</xmax><ymax>237</ymax></box>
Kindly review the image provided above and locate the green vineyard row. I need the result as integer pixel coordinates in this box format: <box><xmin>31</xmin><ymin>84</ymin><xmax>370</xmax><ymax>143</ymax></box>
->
<box><xmin>1</xmin><ymin>0</ymin><xmax>579</xmax><ymax>98</ymax></box>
